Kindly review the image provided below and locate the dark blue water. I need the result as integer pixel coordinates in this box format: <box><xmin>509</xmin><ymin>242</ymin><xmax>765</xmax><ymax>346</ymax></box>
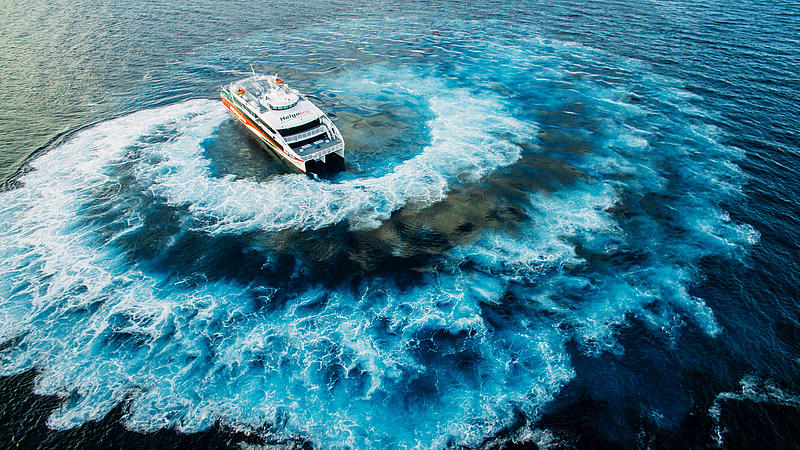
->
<box><xmin>1</xmin><ymin>0</ymin><xmax>799</xmax><ymax>447</ymax></box>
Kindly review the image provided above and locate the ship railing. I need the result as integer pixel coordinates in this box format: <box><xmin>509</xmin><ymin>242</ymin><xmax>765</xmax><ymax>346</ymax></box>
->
<box><xmin>283</xmin><ymin>124</ymin><xmax>328</xmax><ymax>144</ymax></box>
<box><xmin>302</xmin><ymin>141</ymin><xmax>344</xmax><ymax>161</ymax></box>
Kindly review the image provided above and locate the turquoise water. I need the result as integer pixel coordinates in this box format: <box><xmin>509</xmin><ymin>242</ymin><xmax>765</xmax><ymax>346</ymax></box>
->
<box><xmin>1</xmin><ymin>0</ymin><xmax>799</xmax><ymax>447</ymax></box>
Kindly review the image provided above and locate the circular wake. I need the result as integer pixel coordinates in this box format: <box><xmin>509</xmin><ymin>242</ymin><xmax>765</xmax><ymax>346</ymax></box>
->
<box><xmin>0</xmin><ymin>19</ymin><xmax>756</xmax><ymax>449</ymax></box>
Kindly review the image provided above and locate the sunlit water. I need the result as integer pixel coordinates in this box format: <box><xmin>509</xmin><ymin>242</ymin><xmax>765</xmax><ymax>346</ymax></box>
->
<box><xmin>1</xmin><ymin>1</ymin><xmax>799</xmax><ymax>448</ymax></box>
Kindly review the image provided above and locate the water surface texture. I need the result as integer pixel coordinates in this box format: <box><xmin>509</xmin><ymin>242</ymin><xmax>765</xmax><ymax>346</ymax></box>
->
<box><xmin>1</xmin><ymin>0</ymin><xmax>799</xmax><ymax>448</ymax></box>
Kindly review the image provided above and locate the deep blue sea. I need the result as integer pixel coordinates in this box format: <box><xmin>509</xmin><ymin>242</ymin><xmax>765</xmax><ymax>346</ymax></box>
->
<box><xmin>1</xmin><ymin>0</ymin><xmax>799</xmax><ymax>448</ymax></box>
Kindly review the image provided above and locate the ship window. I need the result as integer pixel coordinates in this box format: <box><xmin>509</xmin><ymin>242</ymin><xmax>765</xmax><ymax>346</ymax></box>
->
<box><xmin>278</xmin><ymin>118</ymin><xmax>321</xmax><ymax>137</ymax></box>
<box><xmin>255</xmin><ymin>118</ymin><xmax>275</xmax><ymax>134</ymax></box>
<box><xmin>269</xmin><ymin>100</ymin><xmax>299</xmax><ymax>110</ymax></box>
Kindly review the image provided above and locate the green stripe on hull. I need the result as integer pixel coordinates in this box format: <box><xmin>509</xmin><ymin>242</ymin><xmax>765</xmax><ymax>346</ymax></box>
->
<box><xmin>256</xmin><ymin>134</ymin><xmax>282</xmax><ymax>152</ymax></box>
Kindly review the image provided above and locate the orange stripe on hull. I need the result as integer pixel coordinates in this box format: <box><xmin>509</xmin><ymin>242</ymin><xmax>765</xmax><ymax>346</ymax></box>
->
<box><xmin>220</xmin><ymin>96</ymin><xmax>304</xmax><ymax>165</ymax></box>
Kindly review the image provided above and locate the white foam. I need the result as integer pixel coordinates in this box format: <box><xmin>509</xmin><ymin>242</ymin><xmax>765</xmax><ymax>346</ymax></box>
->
<box><xmin>452</xmin><ymin>173</ymin><xmax>730</xmax><ymax>355</ymax></box>
<box><xmin>709</xmin><ymin>376</ymin><xmax>800</xmax><ymax>446</ymax></box>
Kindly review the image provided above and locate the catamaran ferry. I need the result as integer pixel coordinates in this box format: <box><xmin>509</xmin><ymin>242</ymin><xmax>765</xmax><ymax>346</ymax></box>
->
<box><xmin>220</xmin><ymin>73</ymin><xmax>345</xmax><ymax>173</ymax></box>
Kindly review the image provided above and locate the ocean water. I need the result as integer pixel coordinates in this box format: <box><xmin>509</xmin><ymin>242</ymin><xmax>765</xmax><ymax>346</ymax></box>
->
<box><xmin>1</xmin><ymin>0</ymin><xmax>799</xmax><ymax>448</ymax></box>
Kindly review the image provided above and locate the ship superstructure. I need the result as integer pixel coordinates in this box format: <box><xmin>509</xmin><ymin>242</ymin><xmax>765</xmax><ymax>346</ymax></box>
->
<box><xmin>220</xmin><ymin>73</ymin><xmax>344</xmax><ymax>173</ymax></box>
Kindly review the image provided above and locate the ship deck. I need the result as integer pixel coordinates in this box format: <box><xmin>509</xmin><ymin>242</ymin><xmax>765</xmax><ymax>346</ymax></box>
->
<box><xmin>295</xmin><ymin>138</ymin><xmax>344</xmax><ymax>159</ymax></box>
<box><xmin>235</xmin><ymin>79</ymin><xmax>270</xmax><ymax>113</ymax></box>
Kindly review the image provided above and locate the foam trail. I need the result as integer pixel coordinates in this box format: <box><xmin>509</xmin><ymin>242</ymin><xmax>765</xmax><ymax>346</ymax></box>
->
<box><xmin>709</xmin><ymin>376</ymin><xmax>800</xmax><ymax>447</ymax></box>
<box><xmin>453</xmin><ymin>184</ymin><xmax>722</xmax><ymax>358</ymax></box>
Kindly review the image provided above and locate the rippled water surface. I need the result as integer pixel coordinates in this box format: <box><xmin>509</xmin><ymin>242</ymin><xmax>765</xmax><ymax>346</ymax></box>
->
<box><xmin>1</xmin><ymin>0</ymin><xmax>799</xmax><ymax>447</ymax></box>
